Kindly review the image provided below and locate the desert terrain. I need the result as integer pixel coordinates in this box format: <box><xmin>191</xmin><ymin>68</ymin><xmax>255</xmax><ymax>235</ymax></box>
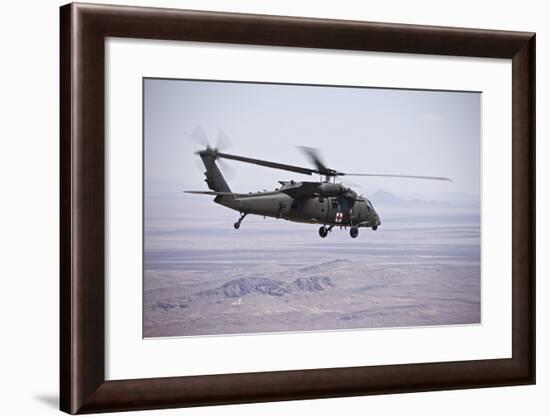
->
<box><xmin>143</xmin><ymin>188</ymin><xmax>480</xmax><ymax>337</ymax></box>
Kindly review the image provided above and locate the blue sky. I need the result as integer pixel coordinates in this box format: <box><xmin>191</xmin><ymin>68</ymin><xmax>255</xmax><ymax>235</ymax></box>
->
<box><xmin>144</xmin><ymin>78</ymin><xmax>480</xmax><ymax>197</ymax></box>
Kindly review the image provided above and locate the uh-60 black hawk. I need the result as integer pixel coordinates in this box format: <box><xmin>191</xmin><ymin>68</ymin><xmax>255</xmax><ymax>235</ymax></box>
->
<box><xmin>185</xmin><ymin>131</ymin><xmax>451</xmax><ymax>239</ymax></box>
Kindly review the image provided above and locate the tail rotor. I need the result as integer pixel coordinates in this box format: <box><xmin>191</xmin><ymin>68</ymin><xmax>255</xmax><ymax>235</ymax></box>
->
<box><xmin>188</xmin><ymin>126</ymin><xmax>236</xmax><ymax>180</ymax></box>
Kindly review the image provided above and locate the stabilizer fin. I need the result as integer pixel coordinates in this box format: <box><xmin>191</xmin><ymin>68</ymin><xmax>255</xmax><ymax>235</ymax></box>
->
<box><xmin>184</xmin><ymin>190</ymin><xmax>245</xmax><ymax>197</ymax></box>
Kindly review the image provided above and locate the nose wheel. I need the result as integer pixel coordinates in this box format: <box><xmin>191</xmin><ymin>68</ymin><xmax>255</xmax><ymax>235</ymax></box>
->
<box><xmin>234</xmin><ymin>213</ymin><xmax>247</xmax><ymax>229</ymax></box>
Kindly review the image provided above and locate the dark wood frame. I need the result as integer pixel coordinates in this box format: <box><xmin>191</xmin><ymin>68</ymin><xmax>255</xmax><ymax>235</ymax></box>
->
<box><xmin>60</xmin><ymin>2</ymin><xmax>536</xmax><ymax>414</ymax></box>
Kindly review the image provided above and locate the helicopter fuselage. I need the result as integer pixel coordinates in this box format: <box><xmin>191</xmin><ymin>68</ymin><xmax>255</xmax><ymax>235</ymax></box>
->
<box><xmin>217</xmin><ymin>181</ymin><xmax>381</xmax><ymax>229</ymax></box>
<box><xmin>190</xmin><ymin>149</ymin><xmax>385</xmax><ymax>237</ymax></box>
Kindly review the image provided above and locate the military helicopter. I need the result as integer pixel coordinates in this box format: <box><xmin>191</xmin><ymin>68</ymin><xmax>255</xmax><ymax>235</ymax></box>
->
<box><xmin>185</xmin><ymin>130</ymin><xmax>451</xmax><ymax>238</ymax></box>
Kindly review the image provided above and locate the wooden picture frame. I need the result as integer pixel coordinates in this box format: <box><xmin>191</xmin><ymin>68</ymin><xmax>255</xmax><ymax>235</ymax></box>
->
<box><xmin>60</xmin><ymin>2</ymin><xmax>535</xmax><ymax>414</ymax></box>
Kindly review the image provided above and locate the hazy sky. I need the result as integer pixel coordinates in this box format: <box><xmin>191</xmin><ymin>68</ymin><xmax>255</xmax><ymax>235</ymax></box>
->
<box><xmin>144</xmin><ymin>78</ymin><xmax>480</xmax><ymax>197</ymax></box>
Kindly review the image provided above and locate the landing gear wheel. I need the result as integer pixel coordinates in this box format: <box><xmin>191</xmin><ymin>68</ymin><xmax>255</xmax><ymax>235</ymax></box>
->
<box><xmin>350</xmin><ymin>227</ymin><xmax>359</xmax><ymax>238</ymax></box>
<box><xmin>372</xmin><ymin>225</ymin><xmax>378</xmax><ymax>231</ymax></box>
<box><xmin>234</xmin><ymin>213</ymin><xmax>247</xmax><ymax>230</ymax></box>
<box><xmin>319</xmin><ymin>226</ymin><xmax>328</xmax><ymax>238</ymax></box>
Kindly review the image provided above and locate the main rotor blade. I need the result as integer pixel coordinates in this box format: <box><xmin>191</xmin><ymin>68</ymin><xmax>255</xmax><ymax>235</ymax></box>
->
<box><xmin>216</xmin><ymin>152</ymin><xmax>315</xmax><ymax>175</ymax></box>
<box><xmin>298</xmin><ymin>146</ymin><xmax>330</xmax><ymax>173</ymax></box>
<box><xmin>342</xmin><ymin>173</ymin><xmax>452</xmax><ymax>182</ymax></box>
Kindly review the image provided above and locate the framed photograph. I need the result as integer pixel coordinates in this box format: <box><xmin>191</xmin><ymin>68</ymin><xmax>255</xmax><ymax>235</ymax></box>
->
<box><xmin>60</xmin><ymin>2</ymin><xmax>535</xmax><ymax>414</ymax></box>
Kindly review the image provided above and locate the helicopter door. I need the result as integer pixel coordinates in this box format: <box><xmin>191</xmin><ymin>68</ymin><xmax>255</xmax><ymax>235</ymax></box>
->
<box><xmin>317</xmin><ymin>196</ymin><xmax>329</xmax><ymax>223</ymax></box>
<box><xmin>338</xmin><ymin>198</ymin><xmax>351</xmax><ymax>224</ymax></box>
<box><xmin>328</xmin><ymin>197</ymin><xmax>339</xmax><ymax>223</ymax></box>
<box><xmin>352</xmin><ymin>201</ymin><xmax>361</xmax><ymax>224</ymax></box>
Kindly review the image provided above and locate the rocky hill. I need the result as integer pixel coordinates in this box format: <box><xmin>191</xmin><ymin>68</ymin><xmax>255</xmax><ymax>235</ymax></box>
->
<box><xmin>200</xmin><ymin>276</ymin><xmax>335</xmax><ymax>298</ymax></box>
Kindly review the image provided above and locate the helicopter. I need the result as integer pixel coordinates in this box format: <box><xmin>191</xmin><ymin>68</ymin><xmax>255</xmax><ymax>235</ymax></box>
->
<box><xmin>185</xmin><ymin>131</ymin><xmax>452</xmax><ymax>238</ymax></box>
